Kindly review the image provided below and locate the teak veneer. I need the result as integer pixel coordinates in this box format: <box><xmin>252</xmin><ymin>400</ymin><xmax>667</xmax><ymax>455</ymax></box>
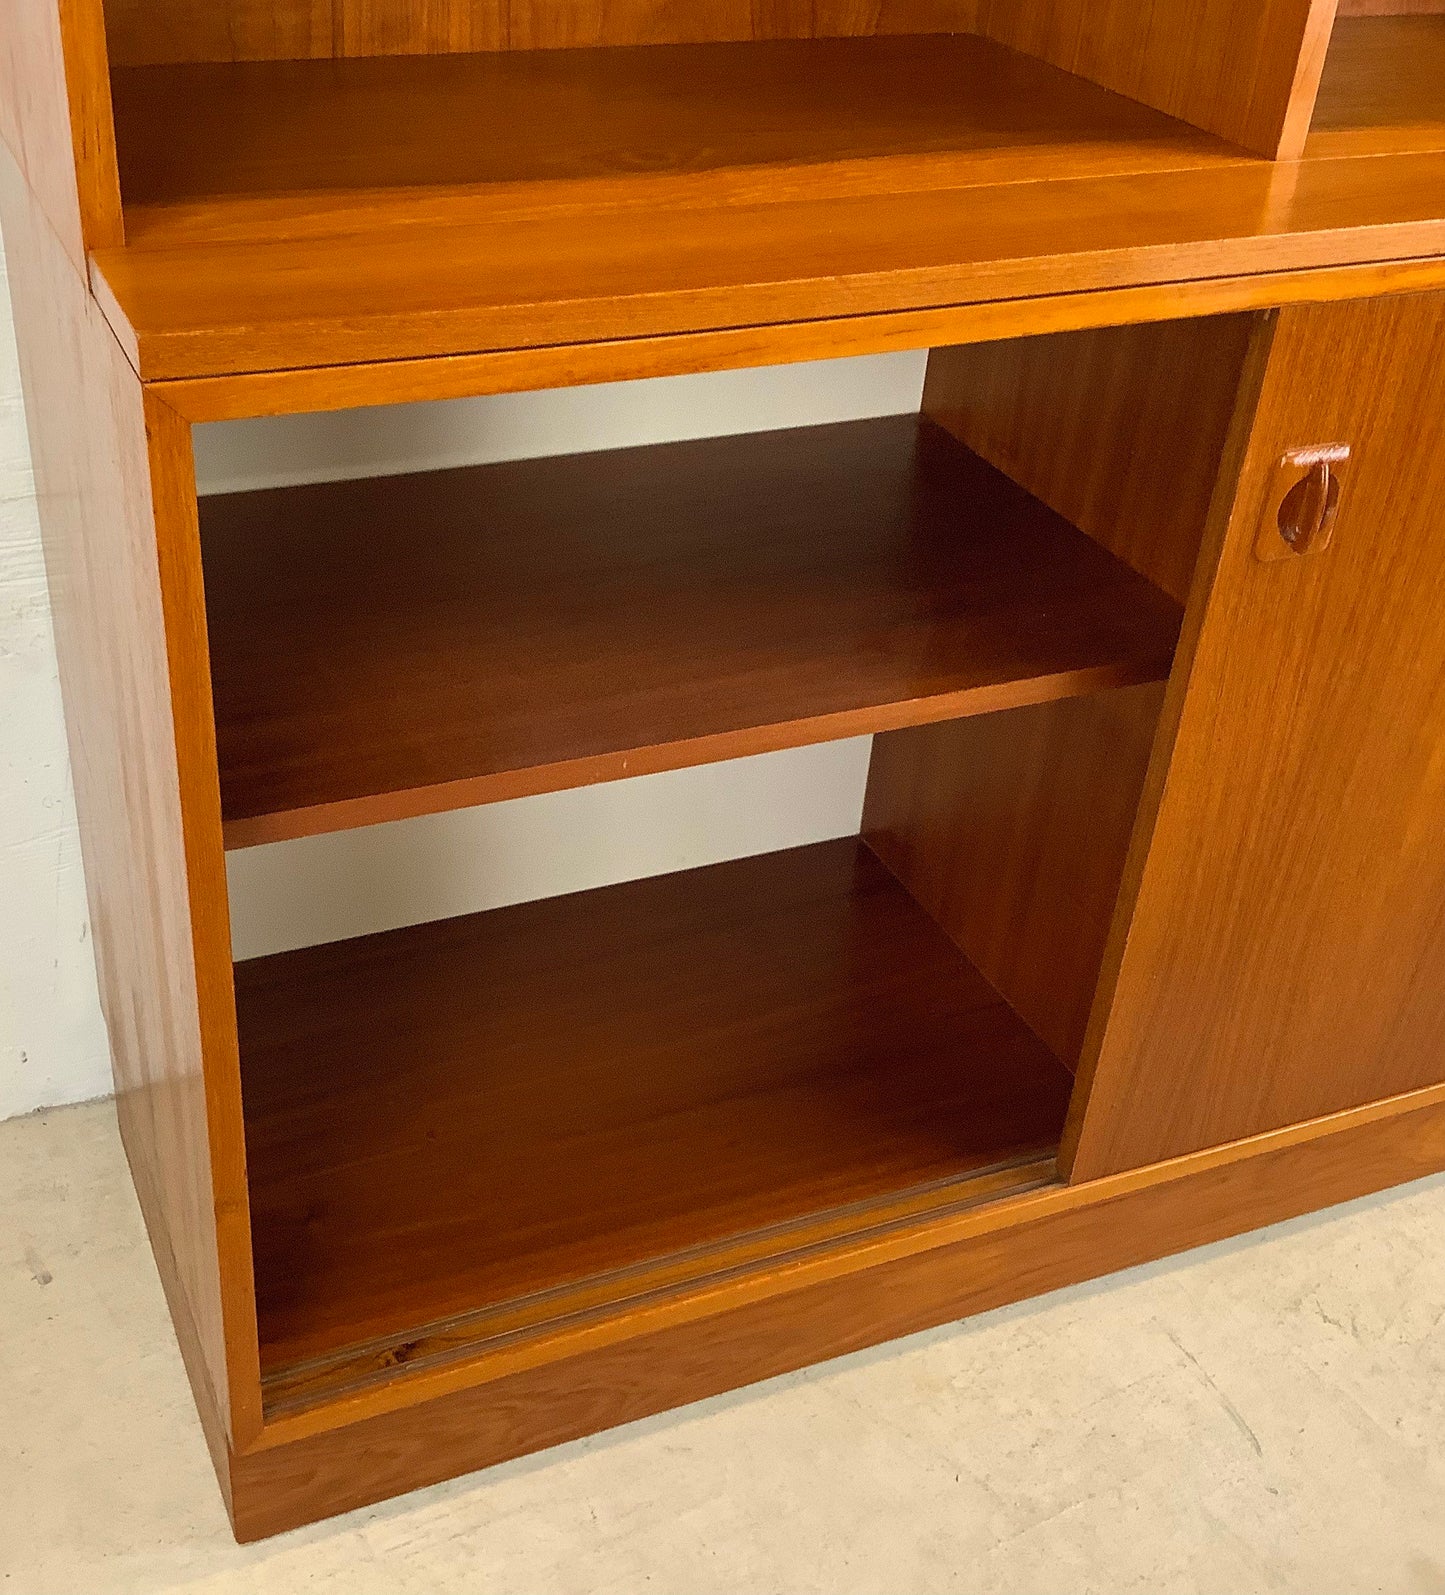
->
<box><xmin>6</xmin><ymin>0</ymin><xmax>1445</xmax><ymax>1542</ymax></box>
<box><xmin>80</xmin><ymin>15</ymin><xmax>1445</xmax><ymax>383</ymax></box>
<box><xmin>241</xmin><ymin>838</ymin><xmax>1074</xmax><ymax>1399</ymax></box>
<box><xmin>1310</xmin><ymin>15</ymin><xmax>1445</xmax><ymax>156</ymax></box>
<box><xmin>89</xmin><ymin>152</ymin><xmax>1445</xmax><ymax>382</ymax></box>
<box><xmin>111</xmin><ymin>33</ymin><xmax>1249</xmax><ymax>233</ymax></box>
<box><xmin>203</xmin><ymin>416</ymin><xmax>1181</xmax><ymax>847</ymax></box>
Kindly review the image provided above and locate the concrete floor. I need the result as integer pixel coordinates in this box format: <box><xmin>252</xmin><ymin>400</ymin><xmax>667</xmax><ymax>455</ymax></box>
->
<box><xmin>4</xmin><ymin>1101</ymin><xmax>1445</xmax><ymax>1594</ymax></box>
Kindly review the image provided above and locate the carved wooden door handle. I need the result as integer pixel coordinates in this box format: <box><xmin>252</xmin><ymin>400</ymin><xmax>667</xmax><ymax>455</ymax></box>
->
<box><xmin>1255</xmin><ymin>444</ymin><xmax>1351</xmax><ymax>563</ymax></box>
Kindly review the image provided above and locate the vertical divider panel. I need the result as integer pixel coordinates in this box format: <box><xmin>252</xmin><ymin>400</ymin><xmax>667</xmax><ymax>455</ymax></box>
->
<box><xmin>864</xmin><ymin>684</ymin><xmax>1165</xmax><ymax>1069</ymax></box>
<box><xmin>864</xmin><ymin>315</ymin><xmax>1267</xmax><ymax>1072</ymax></box>
<box><xmin>972</xmin><ymin>0</ymin><xmax>1340</xmax><ymax>157</ymax></box>
<box><xmin>920</xmin><ymin>315</ymin><xmax>1258</xmax><ymax>607</ymax></box>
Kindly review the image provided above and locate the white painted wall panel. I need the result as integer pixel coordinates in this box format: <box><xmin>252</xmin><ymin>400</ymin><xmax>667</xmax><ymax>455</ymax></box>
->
<box><xmin>0</xmin><ymin>232</ymin><xmax>110</xmax><ymax>1119</ymax></box>
<box><xmin>227</xmin><ymin>738</ymin><xmax>875</xmax><ymax>960</ymax></box>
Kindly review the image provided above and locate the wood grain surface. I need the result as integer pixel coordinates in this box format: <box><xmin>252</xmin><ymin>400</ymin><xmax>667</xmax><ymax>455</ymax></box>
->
<box><xmin>0</xmin><ymin>145</ymin><xmax>257</xmax><ymax>1455</ymax></box>
<box><xmin>91</xmin><ymin>144</ymin><xmax>1445</xmax><ymax>381</ymax></box>
<box><xmin>0</xmin><ymin>0</ymin><xmax>121</xmax><ymax>260</ymax></box>
<box><xmin>227</xmin><ymin>1079</ymin><xmax>1445</xmax><ymax>1538</ymax></box>
<box><xmin>865</xmin><ymin>683</ymin><xmax>1166</xmax><ymax>1070</ymax></box>
<box><xmin>1309</xmin><ymin>14</ymin><xmax>1445</xmax><ymax>157</ymax></box>
<box><xmin>201</xmin><ymin>415</ymin><xmax>1182</xmax><ymax>848</ymax></box>
<box><xmin>859</xmin><ymin>314</ymin><xmax>1259</xmax><ymax>1066</ymax></box>
<box><xmin>8</xmin><ymin>0</ymin><xmax>1445</xmax><ymax>1544</ymax></box>
<box><xmin>258</xmin><ymin>1156</ymin><xmax>1059</xmax><ymax>1417</ymax></box>
<box><xmin>152</xmin><ymin>256</ymin><xmax>1445</xmax><ymax>423</ymax></box>
<box><xmin>971</xmin><ymin>0</ymin><xmax>1337</xmax><ymax>157</ymax></box>
<box><xmin>1335</xmin><ymin>0</ymin><xmax>1444</xmax><ymax>14</ymax></box>
<box><xmin>110</xmin><ymin>34</ymin><xmax>1245</xmax><ymax>223</ymax></box>
<box><xmin>103</xmin><ymin>0</ymin><xmax>981</xmax><ymax>65</ymax></box>
<box><xmin>1068</xmin><ymin>289</ymin><xmax>1445</xmax><ymax>1179</ymax></box>
<box><xmin>99</xmin><ymin>0</ymin><xmax>1334</xmax><ymax>157</ymax></box>
<box><xmin>921</xmin><ymin>315</ymin><xmax>1257</xmax><ymax>604</ymax></box>
<box><xmin>238</xmin><ymin>838</ymin><xmax>1075</xmax><ymax>1377</ymax></box>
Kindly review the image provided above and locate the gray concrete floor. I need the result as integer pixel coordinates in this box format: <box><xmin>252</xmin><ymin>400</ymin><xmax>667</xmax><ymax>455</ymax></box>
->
<box><xmin>4</xmin><ymin>1100</ymin><xmax>1445</xmax><ymax>1594</ymax></box>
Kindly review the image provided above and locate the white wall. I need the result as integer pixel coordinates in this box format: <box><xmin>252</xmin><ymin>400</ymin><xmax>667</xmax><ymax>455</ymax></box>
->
<box><xmin>226</xmin><ymin>742</ymin><xmax>877</xmax><ymax>959</ymax></box>
<box><xmin>0</xmin><ymin>234</ymin><xmax>111</xmax><ymax>1119</ymax></box>
<box><xmin>0</xmin><ymin>210</ymin><xmax>926</xmax><ymax>1115</ymax></box>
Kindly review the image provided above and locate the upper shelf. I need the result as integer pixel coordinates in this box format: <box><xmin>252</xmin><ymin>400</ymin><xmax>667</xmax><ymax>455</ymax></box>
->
<box><xmin>110</xmin><ymin>34</ymin><xmax>1244</xmax><ymax>238</ymax></box>
<box><xmin>201</xmin><ymin>415</ymin><xmax>1182</xmax><ymax>849</ymax></box>
<box><xmin>88</xmin><ymin>23</ymin><xmax>1445</xmax><ymax>383</ymax></box>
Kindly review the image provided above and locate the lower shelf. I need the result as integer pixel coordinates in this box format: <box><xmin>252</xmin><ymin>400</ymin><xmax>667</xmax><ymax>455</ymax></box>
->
<box><xmin>236</xmin><ymin>837</ymin><xmax>1075</xmax><ymax>1409</ymax></box>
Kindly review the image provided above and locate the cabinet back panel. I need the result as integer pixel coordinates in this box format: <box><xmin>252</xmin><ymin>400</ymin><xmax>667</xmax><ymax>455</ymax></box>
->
<box><xmin>922</xmin><ymin>315</ymin><xmax>1258</xmax><ymax>608</ymax></box>
<box><xmin>865</xmin><ymin>682</ymin><xmax>1166</xmax><ymax>1071</ymax></box>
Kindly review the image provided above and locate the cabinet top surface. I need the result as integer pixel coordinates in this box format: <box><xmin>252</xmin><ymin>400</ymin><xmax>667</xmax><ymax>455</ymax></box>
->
<box><xmin>78</xmin><ymin>19</ymin><xmax>1445</xmax><ymax>387</ymax></box>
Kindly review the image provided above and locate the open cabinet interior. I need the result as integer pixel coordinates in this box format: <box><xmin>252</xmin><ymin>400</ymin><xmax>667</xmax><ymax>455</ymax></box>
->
<box><xmin>202</xmin><ymin>313</ymin><xmax>1259</xmax><ymax>1417</ymax></box>
<box><xmin>108</xmin><ymin>32</ymin><xmax>1248</xmax><ymax>250</ymax></box>
<box><xmin>90</xmin><ymin>0</ymin><xmax>1445</xmax><ymax>248</ymax></box>
<box><xmin>103</xmin><ymin>1</ymin><xmax>1445</xmax><ymax>251</ymax></box>
<box><xmin>97</xmin><ymin>0</ymin><xmax>1445</xmax><ymax>256</ymax></box>
<box><xmin>98</xmin><ymin>0</ymin><xmax>1322</xmax><ymax>226</ymax></box>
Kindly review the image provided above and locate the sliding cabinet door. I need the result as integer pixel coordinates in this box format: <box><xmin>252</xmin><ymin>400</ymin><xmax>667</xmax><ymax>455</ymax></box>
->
<box><xmin>1067</xmin><ymin>291</ymin><xmax>1445</xmax><ymax>1181</ymax></box>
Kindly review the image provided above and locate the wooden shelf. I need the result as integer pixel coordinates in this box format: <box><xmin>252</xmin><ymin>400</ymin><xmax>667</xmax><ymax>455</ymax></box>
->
<box><xmin>111</xmin><ymin>34</ymin><xmax>1242</xmax><ymax>236</ymax></box>
<box><xmin>238</xmin><ymin>837</ymin><xmax>1074</xmax><ymax>1406</ymax></box>
<box><xmin>87</xmin><ymin>30</ymin><xmax>1445</xmax><ymax>382</ymax></box>
<box><xmin>1309</xmin><ymin>14</ymin><xmax>1445</xmax><ymax>158</ymax></box>
<box><xmin>200</xmin><ymin>415</ymin><xmax>1183</xmax><ymax>848</ymax></box>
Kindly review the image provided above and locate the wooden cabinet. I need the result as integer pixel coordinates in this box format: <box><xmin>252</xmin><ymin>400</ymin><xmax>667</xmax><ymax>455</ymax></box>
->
<box><xmin>5</xmin><ymin>0</ymin><xmax>1445</xmax><ymax>1542</ymax></box>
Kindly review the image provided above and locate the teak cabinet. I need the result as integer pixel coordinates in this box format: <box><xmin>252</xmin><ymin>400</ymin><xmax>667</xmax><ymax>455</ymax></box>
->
<box><xmin>5</xmin><ymin>0</ymin><xmax>1445</xmax><ymax>1542</ymax></box>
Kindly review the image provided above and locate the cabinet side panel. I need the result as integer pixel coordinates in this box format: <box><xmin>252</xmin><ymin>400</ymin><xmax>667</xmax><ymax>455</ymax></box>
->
<box><xmin>922</xmin><ymin>315</ymin><xmax>1258</xmax><ymax>607</ymax></box>
<box><xmin>864</xmin><ymin>684</ymin><xmax>1165</xmax><ymax>1068</ymax></box>
<box><xmin>1069</xmin><ymin>289</ymin><xmax>1445</xmax><ymax>1179</ymax></box>
<box><xmin>0</xmin><ymin>145</ymin><xmax>255</xmax><ymax>1447</ymax></box>
<box><xmin>104</xmin><ymin>0</ymin><xmax>979</xmax><ymax>64</ymax></box>
<box><xmin>53</xmin><ymin>0</ymin><xmax>125</xmax><ymax>248</ymax></box>
<box><xmin>1</xmin><ymin>0</ymin><xmax>121</xmax><ymax>259</ymax></box>
<box><xmin>974</xmin><ymin>0</ymin><xmax>1338</xmax><ymax>157</ymax></box>
<box><xmin>144</xmin><ymin>389</ymin><xmax>262</xmax><ymax>1448</ymax></box>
